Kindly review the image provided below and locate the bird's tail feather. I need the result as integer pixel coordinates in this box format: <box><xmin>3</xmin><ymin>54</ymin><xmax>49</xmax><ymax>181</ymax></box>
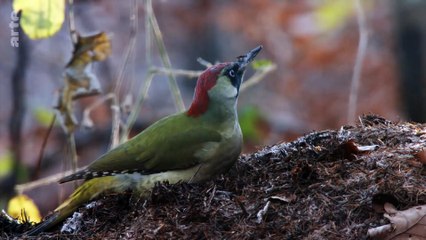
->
<box><xmin>25</xmin><ymin>170</ymin><xmax>190</xmax><ymax>235</ymax></box>
<box><xmin>25</xmin><ymin>176</ymin><xmax>124</xmax><ymax>236</ymax></box>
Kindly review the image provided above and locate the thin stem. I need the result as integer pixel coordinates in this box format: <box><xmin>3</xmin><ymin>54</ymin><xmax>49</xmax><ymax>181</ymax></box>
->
<box><xmin>33</xmin><ymin>114</ymin><xmax>56</xmax><ymax>180</ymax></box>
<box><xmin>110</xmin><ymin>95</ymin><xmax>121</xmax><ymax>149</ymax></box>
<box><xmin>113</xmin><ymin>0</ymin><xmax>139</xmax><ymax>144</ymax></box>
<box><xmin>145</xmin><ymin>0</ymin><xmax>152</xmax><ymax>66</ymax></box>
<box><xmin>123</xmin><ymin>72</ymin><xmax>155</xmax><ymax>142</ymax></box>
<box><xmin>147</xmin><ymin>0</ymin><xmax>185</xmax><ymax>111</ymax></box>
<box><xmin>67</xmin><ymin>133</ymin><xmax>78</xmax><ymax>174</ymax></box>
<box><xmin>348</xmin><ymin>0</ymin><xmax>368</xmax><ymax>124</ymax></box>
<box><xmin>67</xmin><ymin>0</ymin><xmax>78</xmax><ymax>44</ymax></box>
<box><xmin>15</xmin><ymin>167</ymin><xmax>85</xmax><ymax>194</ymax></box>
<box><xmin>118</xmin><ymin>0</ymin><xmax>152</xmax><ymax>141</ymax></box>
<box><xmin>126</xmin><ymin>0</ymin><xmax>139</xmax><ymax>106</ymax></box>
<box><xmin>197</xmin><ymin>57</ymin><xmax>213</xmax><ymax>68</ymax></box>
<box><xmin>121</xmin><ymin>0</ymin><xmax>187</xmax><ymax>140</ymax></box>
<box><xmin>240</xmin><ymin>64</ymin><xmax>277</xmax><ymax>92</ymax></box>
<box><xmin>150</xmin><ymin>67</ymin><xmax>203</xmax><ymax>78</ymax></box>
<box><xmin>114</xmin><ymin>0</ymin><xmax>138</xmax><ymax>97</ymax></box>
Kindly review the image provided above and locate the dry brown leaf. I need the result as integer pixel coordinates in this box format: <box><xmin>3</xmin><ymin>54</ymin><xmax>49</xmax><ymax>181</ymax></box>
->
<box><xmin>415</xmin><ymin>150</ymin><xmax>426</xmax><ymax>165</ymax></box>
<box><xmin>367</xmin><ymin>203</ymin><xmax>426</xmax><ymax>239</ymax></box>
<box><xmin>341</xmin><ymin>140</ymin><xmax>379</xmax><ymax>154</ymax></box>
<box><xmin>55</xmin><ymin>32</ymin><xmax>111</xmax><ymax>133</ymax></box>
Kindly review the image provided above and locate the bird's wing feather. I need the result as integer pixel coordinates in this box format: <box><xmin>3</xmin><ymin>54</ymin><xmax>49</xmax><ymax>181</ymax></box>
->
<box><xmin>60</xmin><ymin>113</ymin><xmax>222</xmax><ymax>182</ymax></box>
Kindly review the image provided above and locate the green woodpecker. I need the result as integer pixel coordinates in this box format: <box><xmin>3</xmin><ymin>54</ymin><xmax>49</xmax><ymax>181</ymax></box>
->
<box><xmin>26</xmin><ymin>46</ymin><xmax>262</xmax><ymax>235</ymax></box>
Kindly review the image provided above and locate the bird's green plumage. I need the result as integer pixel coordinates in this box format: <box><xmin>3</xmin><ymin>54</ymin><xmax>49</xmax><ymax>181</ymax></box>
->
<box><xmin>60</xmin><ymin>66</ymin><xmax>244</xmax><ymax>183</ymax></box>
<box><xmin>88</xmin><ymin>113</ymin><xmax>224</xmax><ymax>174</ymax></box>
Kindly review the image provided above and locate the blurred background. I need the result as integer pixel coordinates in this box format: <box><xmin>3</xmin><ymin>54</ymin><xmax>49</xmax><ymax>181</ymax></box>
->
<box><xmin>0</xmin><ymin>0</ymin><xmax>425</xmax><ymax>216</ymax></box>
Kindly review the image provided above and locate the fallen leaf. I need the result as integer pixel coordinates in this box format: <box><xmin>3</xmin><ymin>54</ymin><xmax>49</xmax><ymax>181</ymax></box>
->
<box><xmin>415</xmin><ymin>150</ymin><xmax>426</xmax><ymax>165</ymax></box>
<box><xmin>367</xmin><ymin>203</ymin><xmax>426</xmax><ymax>239</ymax></box>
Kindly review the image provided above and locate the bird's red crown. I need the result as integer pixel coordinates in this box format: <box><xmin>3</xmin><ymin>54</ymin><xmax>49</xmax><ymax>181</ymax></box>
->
<box><xmin>187</xmin><ymin>63</ymin><xmax>229</xmax><ymax>117</ymax></box>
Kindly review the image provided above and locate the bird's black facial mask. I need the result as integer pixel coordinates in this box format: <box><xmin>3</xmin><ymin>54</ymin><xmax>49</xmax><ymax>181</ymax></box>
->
<box><xmin>225</xmin><ymin>63</ymin><xmax>244</xmax><ymax>94</ymax></box>
<box><xmin>228</xmin><ymin>45</ymin><xmax>263</xmax><ymax>96</ymax></box>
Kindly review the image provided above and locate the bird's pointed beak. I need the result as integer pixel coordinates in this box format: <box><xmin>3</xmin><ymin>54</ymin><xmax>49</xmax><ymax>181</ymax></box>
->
<box><xmin>236</xmin><ymin>45</ymin><xmax>263</xmax><ymax>72</ymax></box>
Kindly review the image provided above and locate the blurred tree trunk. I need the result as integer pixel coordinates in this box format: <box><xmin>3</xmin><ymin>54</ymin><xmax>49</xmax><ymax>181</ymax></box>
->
<box><xmin>6</xmin><ymin>13</ymin><xmax>29</xmax><ymax>202</ymax></box>
<box><xmin>394</xmin><ymin>0</ymin><xmax>426</xmax><ymax>122</ymax></box>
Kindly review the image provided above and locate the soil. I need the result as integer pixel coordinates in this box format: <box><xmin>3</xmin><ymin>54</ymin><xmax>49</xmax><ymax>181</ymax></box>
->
<box><xmin>2</xmin><ymin>115</ymin><xmax>426</xmax><ymax>239</ymax></box>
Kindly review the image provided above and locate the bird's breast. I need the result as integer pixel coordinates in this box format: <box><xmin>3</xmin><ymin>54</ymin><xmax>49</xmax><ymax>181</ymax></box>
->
<box><xmin>193</xmin><ymin>120</ymin><xmax>242</xmax><ymax>181</ymax></box>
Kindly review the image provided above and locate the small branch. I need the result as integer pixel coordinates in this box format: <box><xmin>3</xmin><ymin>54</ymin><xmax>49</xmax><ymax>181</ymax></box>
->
<box><xmin>240</xmin><ymin>64</ymin><xmax>277</xmax><ymax>92</ymax></box>
<box><xmin>15</xmin><ymin>167</ymin><xmax>85</xmax><ymax>194</ymax></box>
<box><xmin>113</xmin><ymin>0</ymin><xmax>139</xmax><ymax>144</ymax></box>
<box><xmin>197</xmin><ymin>57</ymin><xmax>212</xmax><ymax>68</ymax></box>
<box><xmin>123</xmin><ymin>72</ymin><xmax>155</xmax><ymax>142</ymax></box>
<box><xmin>150</xmin><ymin>67</ymin><xmax>203</xmax><ymax>78</ymax></box>
<box><xmin>347</xmin><ymin>0</ymin><xmax>369</xmax><ymax>124</ymax></box>
<box><xmin>110</xmin><ymin>97</ymin><xmax>121</xmax><ymax>149</ymax></box>
<box><xmin>114</xmin><ymin>0</ymin><xmax>138</xmax><ymax>98</ymax></box>
<box><xmin>145</xmin><ymin>0</ymin><xmax>152</xmax><ymax>66</ymax></box>
<box><xmin>67</xmin><ymin>133</ymin><xmax>78</xmax><ymax>175</ymax></box>
<box><xmin>205</xmin><ymin>185</ymin><xmax>216</xmax><ymax>210</ymax></box>
<box><xmin>150</xmin><ymin>63</ymin><xmax>275</xmax><ymax>90</ymax></box>
<box><xmin>67</xmin><ymin>0</ymin><xmax>78</xmax><ymax>44</ymax></box>
<box><xmin>147</xmin><ymin>0</ymin><xmax>185</xmax><ymax>112</ymax></box>
<box><xmin>119</xmin><ymin>0</ymin><xmax>153</xmax><ymax>141</ymax></box>
<box><xmin>33</xmin><ymin>114</ymin><xmax>56</xmax><ymax>180</ymax></box>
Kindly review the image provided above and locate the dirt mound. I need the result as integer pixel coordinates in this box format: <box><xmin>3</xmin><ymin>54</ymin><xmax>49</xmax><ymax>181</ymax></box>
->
<box><xmin>2</xmin><ymin>115</ymin><xmax>425</xmax><ymax>239</ymax></box>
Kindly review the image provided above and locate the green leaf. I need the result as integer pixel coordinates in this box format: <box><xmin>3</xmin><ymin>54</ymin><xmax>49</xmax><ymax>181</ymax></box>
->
<box><xmin>0</xmin><ymin>152</ymin><xmax>13</xmax><ymax>177</ymax></box>
<box><xmin>239</xmin><ymin>106</ymin><xmax>263</xmax><ymax>143</ymax></box>
<box><xmin>0</xmin><ymin>151</ymin><xmax>29</xmax><ymax>181</ymax></box>
<box><xmin>13</xmin><ymin>0</ymin><xmax>65</xmax><ymax>39</ymax></box>
<box><xmin>33</xmin><ymin>107</ymin><xmax>55</xmax><ymax>127</ymax></box>
<box><xmin>251</xmin><ymin>59</ymin><xmax>273</xmax><ymax>70</ymax></box>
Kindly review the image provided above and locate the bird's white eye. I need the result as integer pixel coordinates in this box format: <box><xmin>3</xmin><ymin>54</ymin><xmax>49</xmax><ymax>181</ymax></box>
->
<box><xmin>229</xmin><ymin>70</ymin><xmax>235</xmax><ymax>77</ymax></box>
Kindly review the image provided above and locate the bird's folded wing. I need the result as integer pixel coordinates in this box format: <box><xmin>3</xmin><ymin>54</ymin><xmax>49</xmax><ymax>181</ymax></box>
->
<box><xmin>59</xmin><ymin>124</ymin><xmax>222</xmax><ymax>183</ymax></box>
